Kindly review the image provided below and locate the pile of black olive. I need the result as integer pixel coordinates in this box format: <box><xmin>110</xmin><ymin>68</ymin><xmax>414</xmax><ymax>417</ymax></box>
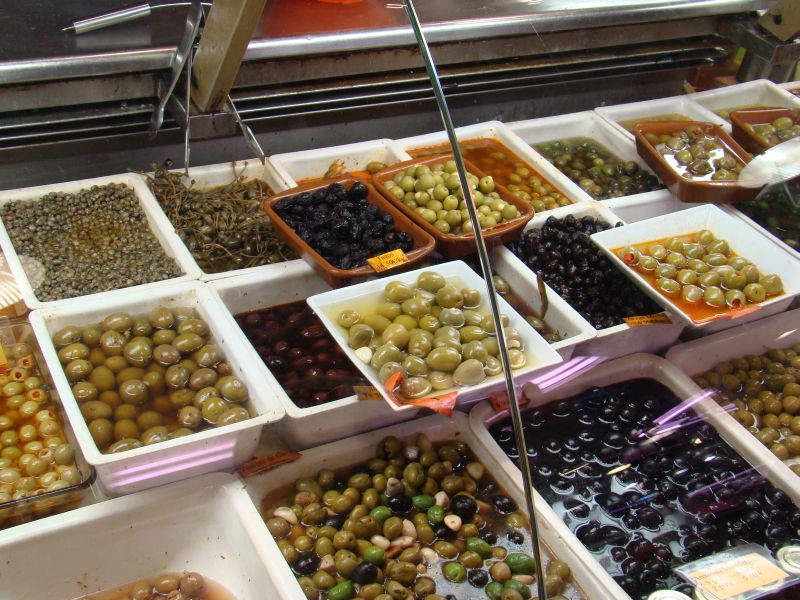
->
<box><xmin>274</xmin><ymin>182</ymin><xmax>414</xmax><ymax>270</ymax></box>
<box><xmin>507</xmin><ymin>215</ymin><xmax>661</xmax><ymax>329</ymax></box>
<box><xmin>488</xmin><ymin>379</ymin><xmax>800</xmax><ymax>600</ymax></box>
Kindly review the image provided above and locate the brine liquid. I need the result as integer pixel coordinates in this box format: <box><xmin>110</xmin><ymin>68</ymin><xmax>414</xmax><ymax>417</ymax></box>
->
<box><xmin>75</xmin><ymin>574</ymin><xmax>235</xmax><ymax>600</ymax></box>
<box><xmin>617</xmin><ymin>113</ymin><xmax>692</xmax><ymax>132</ymax></box>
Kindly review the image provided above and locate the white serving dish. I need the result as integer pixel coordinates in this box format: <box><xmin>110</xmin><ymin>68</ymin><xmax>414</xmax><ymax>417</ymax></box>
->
<box><xmin>469</xmin><ymin>353</ymin><xmax>800</xmax><ymax>599</ymax></box>
<box><xmin>665</xmin><ymin>308</ymin><xmax>800</xmax><ymax>489</ymax></box>
<box><xmin>507</xmin><ymin>111</ymin><xmax>686</xmax><ymax>221</ymax></box>
<box><xmin>0</xmin><ymin>173</ymin><xmax>201</xmax><ymax>311</ymax></box>
<box><xmin>206</xmin><ymin>260</ymin><xmax>417</xmax><ymax>449</ymax></box>
<box><xmin>779</xmin><ymin>81</ymin><xmax>800</xmax><ymax>96</ymax></box>
<box><xmin>28</xmin><ymin>281</ymin><xmax>283</xmax><ymax>495</ymax></box>
<box><xmin>725</xmin><ymin>202</ymin><xmax>800</xmax><ymax>263</ymax></box>
<box><xmin>394</xmin><ymin>120</ymin><xmax>592</xmax><ymax>209</ymax></box>
<box><xmin>144</xmin><ymin>158</ymin><xmax>300</xmax><ymax>282</ymax></box>
<box><xmin>270</xmin><ymin>138</ymin><xmax>412</xmax><ymax>187</ymax></box>
<box><xmin>489</xmin><ymin>246</ymin><xmax>597</xmax><ymax>360</ymax></box>
<box><xmin>595</xmin><ymin>95</ymin><xmax>730</xmax><ymax>138</ymax></box>
<box><xmin>689</xmin><ymin>79</ymin><xmax>800</xmax><ymax>121</ymax></box>
<box><xmin>591</xmin><ymin>204</ymin><xmax>800</xmax><ymax>331</ymax></box>
<box><xmin>0</xmin><ymin>473</ymin><xmax>285</xmax><ymax>600</ymax></box>
<box><xmin>307</xmin><ymin>260</ymin><xmax>563</xmax><ymax>413</ymax></box>
<box><xmin>504</xmin><ymin>201</ymin><xmax>683</xmax><ymax>360</ymax></box>
<box><xmin>243</xmin><ymin>411</ymin><xmax>620</xmax><ymax>600</ymax></box>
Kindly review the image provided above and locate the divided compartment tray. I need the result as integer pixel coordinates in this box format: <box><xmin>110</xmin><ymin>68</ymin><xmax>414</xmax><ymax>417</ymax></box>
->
<box><xmin>262</xmin><ymin>177</ymin><xmax>436</xmax><ymax>288</ymax></box>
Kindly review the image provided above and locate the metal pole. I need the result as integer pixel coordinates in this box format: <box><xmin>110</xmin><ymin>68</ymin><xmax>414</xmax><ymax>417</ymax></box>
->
<box><xmin>401</xmin><ymin>2</ymin><xmax>547</xmax><ymax>598</ymax></box>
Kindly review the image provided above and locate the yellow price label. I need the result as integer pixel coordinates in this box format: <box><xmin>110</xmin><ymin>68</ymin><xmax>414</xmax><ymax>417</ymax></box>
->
<box><xmin>367</xmin><ymin>249</ymin><xmax>409</xmax><ymax>272</ymax></box>
<box><xmin>354</xmin><ymin>385</ymin><xmax>384</xmax><ymax>401</ymax></box>
<box><xmin>689</xmin><ymin>552</ymin><xmax>788</xmax><ymax>599</ymax></box>
<box><xmin>623</xmin><ymin>313</ymin><xmax>672</xmax><ymax>327</ymax></box>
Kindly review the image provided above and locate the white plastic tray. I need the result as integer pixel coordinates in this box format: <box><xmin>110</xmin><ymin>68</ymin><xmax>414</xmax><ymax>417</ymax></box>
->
<box><xmin>307</xmin><ymin>260</ymin><xmax>563</xmax><ymax>413</ymax></box>
<box><xmin>144</xmin><ymin>158</ymin><xmax>300</xmax><ymax>282</ymax></box>
<box><xmin>591</xmin><ymin>204</ymin><xmax>800</xmax><ymax>331</ymax></box>
<box><xmin>270</xmin><ymin>138</ymin><xmax>412</xmax><ymax>187</ymax></box>
<box><xmin>779</xmin><ymin>81</ymin><xmax>800</xmax><ymax>96</ymax></box>
<box><xmin>394</xmin><ymin>120</ymin><xmax>592</xmax><ymax>209</ymax></box>
<box><xmin>469</xmin><ymin>353</ymin><xmax>800</xmax><ymax>599</ymax></box>
<box><xmin>506</xmin><ymin>111</ymin><xmax>686</xmax><ymax>221</ymax></box>
<box><xmin>689</xmin><ymin>79</ymin><xmax>800</xmax><ymax>121</ymax></box>
<box><xmin>242</xmin><ymin>411</ymin><xmax>621</xmax><ymax>600</ymax></box>
<box><xmin>724</xmin><ymin>203</ymin><xmax>800</xmax><ymax>263</ymax></box>
<box><xmin>489</xmin><ymin>246</ymin><xmax>597</xmax><ymax>360</ymax></box>
<box><xmin>595</xmin><ymin>95</ymin><xmax>730</xmax><ymax>138</ymax></box>
<box><xmin>504</xmin><ymin>201</ymin><xmax>683</xmax><ymax>360</ymax></box>
<box><xmin>0</xmin><ymin>173</ymin><xmax>200</xmax><ymax>311</ymax></box>
<box><xmin>28</xmin><ymin>280</ymin><xmax>284</xmax><ymax>495</ymax></box>
<box><xmin>206</xmin><ymin>260</ymin><xmax>417</xmax><ymax>449</ymax></box>
<box><xmin>665</xmin><ymin>308</ymin><xmax>800</xmax><ymax>493</ymax></box>
<box><xmin>0</xmin><ymin>473</ymin><xmax>285</xmax><ymax>600</ymax></box>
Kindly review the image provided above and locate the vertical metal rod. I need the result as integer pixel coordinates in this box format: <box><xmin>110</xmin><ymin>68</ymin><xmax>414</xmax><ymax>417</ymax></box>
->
<box><xmin>402</xmin><ymin>2</ymin><xmax>547</xmax><ymax>599</ymax></box>
<box><xmin>183</xmin><ymin>46</ymin><xmax>193</xmax><ymax>173</ymax></box>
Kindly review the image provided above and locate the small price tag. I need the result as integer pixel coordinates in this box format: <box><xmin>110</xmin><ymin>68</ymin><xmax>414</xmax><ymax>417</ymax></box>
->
<box><xmin>238</xmin><ymin>449</ymin><xmax>301</xmax><ymax>478</ymax></box>
<box><xmin>353</xmin><ymin>385</ymin><xmax>383</xmax><ymax>401</ymax></box>
<box><xmin>367</xmin><ymin>249</ymin><xmax>409</xmax><ymax>272</ymax></box>
<box><xmin>490</xmin><ymin>392</ymin><xmax>529</xmax><ymax>413</ymax></box>
<box><xmin>623</xmin><ymin>313</ymin><xmax>672</xmax><ymax>327</ymax></box>
<box><xmin>688</xmin><ymin>552</ymin><xmax>788</xmax><ymax>599</ymax></box>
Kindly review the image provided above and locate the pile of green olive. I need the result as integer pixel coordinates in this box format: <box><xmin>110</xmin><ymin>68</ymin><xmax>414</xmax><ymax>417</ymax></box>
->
<box><xmin>695</xmin><ymin>344</ymin><xmax>800</xmax><ymax>474</ymax></box>
<box><xmin>50</xmin><ymin>307</ymin><xmax>253</xmax><ymax>454</ymax></box>
<box><xmin>0</xmin><ymin>343</ymin><xmax>81</xmax><ymax>510</ymax></box>
<box><xmin>750</xmin><ymin>116</ymin><xmax>800</xmax><ymax>148</ymax></box>
<box><xmin>80</xmin><ymin>572</ymin><xmax>215</xmax><ymax>600</ymax></box>
<box><xmin>382</xmin><ymin>161</ymin><xmax>522</xmax><ymax>234</ymax></box>
<box><xmin>534</xmin><ymin>137</ymin><xmax>663</xmax><ymax>200</ymax></box>
<box><xmin>337</xmin><ymin>271</ymin><xmax>528</xmax><ymax>400</ymax></box>
<box><xmin>619</xmin><ymin>230</ymin><xmax>784</xmax><ymax>311</ymax></box>
<box><xmin>645</xmin><ymin>126</ymin><xmax>744</xmax><ymax>181</ymax></box>
<box><xmin>262</xmin><ymin>434</ymin><xmax>578</xmax><ymax>600</ymax></box>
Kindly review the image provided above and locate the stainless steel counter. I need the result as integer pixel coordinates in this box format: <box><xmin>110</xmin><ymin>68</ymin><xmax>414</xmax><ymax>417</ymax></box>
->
<box><xmin>0</xmin><ymin>0</ymin><xmax>770</xmax><ymax>84</ymax></box>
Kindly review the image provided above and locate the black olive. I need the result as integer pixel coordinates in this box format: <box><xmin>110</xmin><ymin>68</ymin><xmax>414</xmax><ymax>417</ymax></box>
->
<box><xmin>292</xmin><ymin>553</ymin><xmax>320</xmax><ymax>576</ymax></box>
<box><xmin>351</xmin><ymin>561</ymin><xmax>378</xmax><ymax>584</ymax></box>
<box><xmin>468</xmin><ymin>569</ymin><xmax>489</xmax><ymax>587</ymax></box>
<box><xmin>507</xmin><ymin>530</ymin><xmax>524</xmax><ymax>544</ymax></box>
<box><xmin>450</xmin><ymin>495</ymin><xmax>478</xmax><ymax>520</ymax></box>
<box><xmin>387</xmin><ymin>494</ymin><xmax>412</xmax><ymax>514</ymax></box>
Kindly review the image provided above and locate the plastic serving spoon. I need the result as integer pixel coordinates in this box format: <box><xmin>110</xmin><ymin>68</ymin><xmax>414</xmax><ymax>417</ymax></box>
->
<box><xmin>738</xmin><ymin>136</ymin><xmax>800</xmax><ymax>188</ymax></box>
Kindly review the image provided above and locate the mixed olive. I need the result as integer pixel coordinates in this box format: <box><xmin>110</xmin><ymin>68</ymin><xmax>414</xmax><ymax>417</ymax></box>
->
<box><xmin>1</xmin><ymin>184</ymin><xmax>182</xmax><ymax>302</ymax></box>
<box><xmin>273</xmin><ymin>181</ymin><xmax>414</xmax><ymax>271</ymax></box>
<box><xmin>696</xmin><ymin>344</ymin><xmax>800</xmax><ymax>472</ymax></box>
<box><xmin>748</xmin><ymin>115</ymin><xmax>800</xmax><ymax>148</ymax></box>
<box><xmin>262</xmin><ymin>434</ymin><xmax>580</xmax><ymax>600</ymax></box>
<box><xmin>336</xmin><ymin>271</ymin><xmax>529</xmax><ymax>400</ymax></box>
<box><xmin>534</xmin><ymin>138</ymin><xmax>663</xmax><ymax>200</ymax></box>
<box><xmin>51</xmin><ymin>307</ymin><xmax>253</xmax><ymax>454</ymax></box>
<box><xmin>618</xmin><ymin>230</ymin><xmax>783</xmax><ymax>318</ymax></box>
<box><xmin>79</xmin><ymin>571</ymin><xmax>228</xmax><ymax>600</ymax></box>
<box><xmin>645</xmin><ymin>126</ymin><xmax>744</xmax><ymax>181</ymax></box>
<box><xmin>507</xmin><ymin>215</ymin><xmax>661</xmax><ymax>329</ymax></box>
<box><xmin>489</xmin><ymin>379</ymin><xmax>800</xmax><ymax>600</ymax></box>
<box><xmin>381</xmin><ymin>161</ymin><xmax>522</xmax><ymax>235</ymax></box>
<box><xmin>738</xmin><ymin>182</ymin><xmax>800</xmax><ymax>251</ymax></box>
<box><xmin>236</xmin><ymin>300</ymin><xmax>365</xmax><ymax>409</ymax></box>
<box><xmin>0</xmin><ymin>341</ymin><xmax>81</xmax><ymax>518</ymax></box>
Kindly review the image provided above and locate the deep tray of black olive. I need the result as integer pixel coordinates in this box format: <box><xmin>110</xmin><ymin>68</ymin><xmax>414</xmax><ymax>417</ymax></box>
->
<box><xmin>506</xmin><ymin>215</ymin><xmax>661</xmax><ymax>329</ymax></box>
<box><xmin>273</xmin><ymin>182</ymin><xmax>414</xmax><ymax>270</ymax></box>
<box><xmin>488</xmin><ymin>379</ymin><xmax>800</xmax><ymax>600</ymax></box>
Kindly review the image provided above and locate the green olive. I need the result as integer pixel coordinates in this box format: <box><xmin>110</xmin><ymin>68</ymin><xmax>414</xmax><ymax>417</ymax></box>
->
<box><xmin>173</xmin><ymin>333</ymin><xmax>205</xmax><ymax>353</ymax></box>
<box><xmin>417</xmin><ymin>271</ymin><xmax>446</xmax><ymax>293</ymax></box>
<box><xmin>435</xmin><ymin>285</ymin><xmax>464</xmax><ymax>309</ymax></box>
<box><xmin>400</xmin><ymin>376</ymin><xmax>432</xmax><ymax>399</ymax></box>
<box><xmin>384</xmin><ymin>281</ymin><xmax>415</xmax><ymax>303</ymax></box>
<box><xmin>704</xmin><ymin>286</ymin><xmax>726</xmax><ymax>307</ymax></box>
<box><xmin>761</xmin><ymin>274</ymin><xmax>784</xmax><ymax>295</ymax></box>
<box><xmin>744</xmin><ymin>283</ymin><xmax>766</xmax><ymax>303</ymax></box>
<box><xmin>52</xmin><ymin>326</ymin><xmax>82</xmax><ymax>348</ymax></box>
<box><xmin>348</xmin><ymin>323</ymin><xmax>375</xmax><ymax>349</ymax></box>
<box><xmin>102</xmin><ymin>312</ymin><xmax>133</xmax><ymax>333</ymax></box>
<box><xmin>193</xmin><ymin>344</ymin><xmax>223</xmax><ymax>368</ymax></box>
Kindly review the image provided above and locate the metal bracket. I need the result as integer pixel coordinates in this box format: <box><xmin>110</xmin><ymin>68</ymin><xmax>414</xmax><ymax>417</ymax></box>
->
<box><xmin>722</xmin><ymin>16</ymin><xmax>800</xmax><ymax>82</ymax></box>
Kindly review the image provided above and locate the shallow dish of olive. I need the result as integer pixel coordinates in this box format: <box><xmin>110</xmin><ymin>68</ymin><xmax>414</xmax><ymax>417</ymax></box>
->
<box><xmin>243</xmin><ymin>412</ymin><xmax>619</xmax><ymax>600</ymax></box>
<box><xmin>633</xmin><ymin>121</ymin><xmax>756</xmax><ymax>204</ymax></box>
<box><xmin>29</xmin><ymin>281</ymin><xmax>280</xmax><ymax>495</ymax></box>
<box><xmin>591</xmin><ymin>205</ymin><xmax>800</xmax><ymax>331</ymax></box>
<box><xmin>372</xmin><ymin>155</ymin><xmax>534</xmax><ymax>259</ymax></box>
<box><xmin>730</xmin><ymin>107</ymin><xmax>800</xmax><ymax>154</ymax></box>
<box><xmin>307</xmin><ymin>261</ymin><xmax>562</xmax><ymax>412</ymax></box>
<box><xmin>262</xmin><ymin>178</ymin><xmax>435</xmax><ymax>288</ymax></box>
